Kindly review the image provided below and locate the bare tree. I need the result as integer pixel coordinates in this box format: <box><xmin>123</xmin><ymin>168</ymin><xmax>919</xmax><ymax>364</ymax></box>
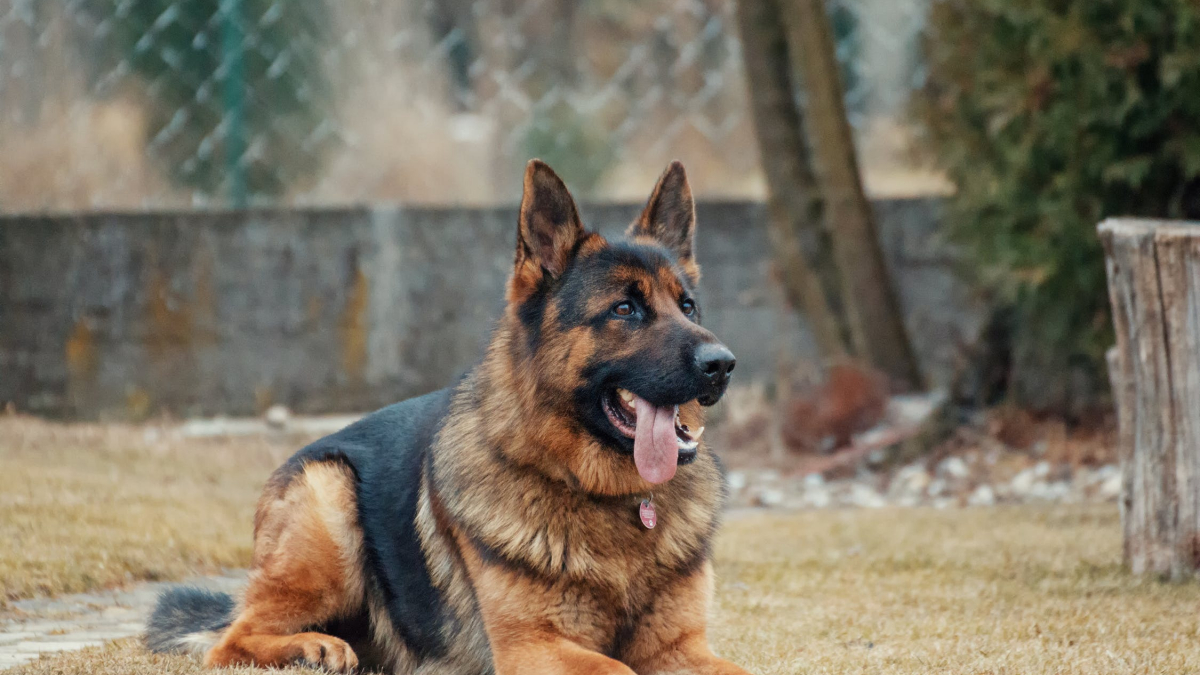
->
<box><xmin>760</xmin><ymin>0</ymin><xmax>924</xmax><ymax>390</ymax></box>
<box><xmin>735</xmin><ymin>0</ymin><xmax>847</xmax><ymax>359</ymax></box>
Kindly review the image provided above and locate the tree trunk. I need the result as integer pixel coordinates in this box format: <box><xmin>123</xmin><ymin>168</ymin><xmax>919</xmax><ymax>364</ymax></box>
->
<box><xmin>781</xmin><ymin>0</ymin><xmax>924</xmax><ymax>391</ymax></box>
<box><xmin>734</xmin><ymin>0</ymin><xmax>848</xmax><ymax>359</ymax></box>
<box><xmin>1100</xmin><ymin>218</ymin><xmax>1200</xmax><ymax>579</ymax></box>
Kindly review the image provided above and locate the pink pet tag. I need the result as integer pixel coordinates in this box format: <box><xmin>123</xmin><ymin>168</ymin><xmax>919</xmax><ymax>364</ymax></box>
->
<box><xmin>640</xmin><ymin>498</ymin><xmax>657</xmax><ymax>529</ymax></box>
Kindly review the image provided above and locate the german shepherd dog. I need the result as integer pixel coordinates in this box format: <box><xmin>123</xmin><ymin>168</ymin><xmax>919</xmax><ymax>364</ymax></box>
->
<box><xmin>145</xmin><ymin>160</ymin><xmax>750</xmax><ymax>675</ymax></box>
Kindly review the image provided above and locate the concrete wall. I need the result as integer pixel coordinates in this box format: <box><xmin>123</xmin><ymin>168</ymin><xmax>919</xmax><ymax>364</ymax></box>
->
<box><xmin>0</xmin><ymin>198</ymin><xmax>979</xmax><ymax>419</ymax></box>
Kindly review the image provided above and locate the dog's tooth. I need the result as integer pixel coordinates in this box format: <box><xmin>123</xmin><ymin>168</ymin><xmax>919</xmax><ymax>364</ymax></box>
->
<box><xmin>618</xmin><ymin>388</ymin><xmax>634</xmax><ymax>403</ymax></box>
<box><xmin>691</xmin><ymin>426</ymin><xmax>705</xmax><ymax>441</ymax></box>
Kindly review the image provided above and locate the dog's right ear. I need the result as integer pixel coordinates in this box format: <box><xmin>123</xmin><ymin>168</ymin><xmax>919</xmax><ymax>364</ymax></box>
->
<box><xmin>509</xmin><ymin>160</ymin><xmax>587</xmax><ymax>302</ymax></box>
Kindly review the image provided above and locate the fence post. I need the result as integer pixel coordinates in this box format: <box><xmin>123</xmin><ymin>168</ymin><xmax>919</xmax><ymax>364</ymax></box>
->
<box><xmin>1100</xmin><ymin>219</ymin><xmax>1200</xmax><ymax>579</ymax></box>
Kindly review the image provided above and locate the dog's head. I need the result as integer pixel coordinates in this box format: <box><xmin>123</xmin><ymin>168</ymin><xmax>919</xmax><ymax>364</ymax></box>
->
<box><xmin>503</xmin><ymin>159</ymin><xmax>735</xmax><ymax>487</ymax></box>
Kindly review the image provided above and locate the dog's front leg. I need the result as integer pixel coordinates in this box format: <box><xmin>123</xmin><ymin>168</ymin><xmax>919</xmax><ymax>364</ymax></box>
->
<box><xmin>460</xmin><ymin>538</ymin><xmax>635</xmax><ymax>675</ymax></box>
<box><xmin>630</xmin><ymin>634</ymin><xmax>752</xmax><ymax>675</ymax></box>
<box><xmin>490</xmin><ymin>636</ymin><xmax>636</xmax><ymax>675</ymax></box>
<box><xmin>623</xmin><ymin>564</ymin><xmax>754</xmax><ymax>675</ymax></box>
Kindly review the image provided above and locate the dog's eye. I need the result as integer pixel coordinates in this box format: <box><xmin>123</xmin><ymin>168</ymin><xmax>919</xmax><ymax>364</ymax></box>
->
<box><xmin>681</xmin><ymin>299</ymin><xmax>696</xmax><ymax>316</ymax></box>
<box><xmin>613</xmin><ymin>301</ymin><xmax>635</xmax><ymax>317</ymax></box>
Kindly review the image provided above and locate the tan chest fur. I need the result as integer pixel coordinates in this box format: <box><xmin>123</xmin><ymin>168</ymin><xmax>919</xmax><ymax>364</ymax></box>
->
<box><xmin>421</xmin><ymin>385</ymin><xmax>725</xmax><ymax>657</ymax></box>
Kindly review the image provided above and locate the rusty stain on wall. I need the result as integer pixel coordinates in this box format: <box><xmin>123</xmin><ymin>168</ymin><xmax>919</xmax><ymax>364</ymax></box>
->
<box><xmin>145</xmin><ymin>268</ymin><xmax>193</xmax><ymax>358</ymax></box>
<box><xmin>340</xmin><ymin>267</ymin><xmax>369</xmax><ymax>384</ymax></box>
<box><xmin>254</xmin><ymin>385</ymin><xmax>274</xmax><ymax>413</ymax></box>
<box><xmin>65</xmin><ymin>317</ymin><xmax>98</xmax><ymax>381</ymax></box>
<box><xmin>1</xmin><ymin>199</ymin><xmax>960</xmax><ymax>420</ymax></box>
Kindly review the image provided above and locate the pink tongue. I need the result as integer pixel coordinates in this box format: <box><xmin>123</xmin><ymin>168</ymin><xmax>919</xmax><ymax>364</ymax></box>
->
<box><xmin>633</xmin><ymin>397</ymin><xmax>679</xmax><ymax>484</ymax></box>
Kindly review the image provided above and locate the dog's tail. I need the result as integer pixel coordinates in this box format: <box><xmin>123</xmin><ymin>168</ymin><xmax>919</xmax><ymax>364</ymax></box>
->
<box><xmin>143</xmin><ymin>586</ymin><xmax>237</xmax><ymax>656</ymax></box>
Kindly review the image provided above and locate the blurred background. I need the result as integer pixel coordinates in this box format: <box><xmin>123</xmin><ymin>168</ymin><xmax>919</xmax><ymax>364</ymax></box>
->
<box><xmin>6</xmin><ymin>0</ymin><xmax>1200</xmax><ymax>510</ymax></box>
<box><xmin>5</xmin><ymin>4</ymin><xmax>1200</xmax><ymax>671</ymax></box>
<box><xmin>0</xmin><ymin>0</ymin><xmax>939</xmax><ymax>208</ymax></box>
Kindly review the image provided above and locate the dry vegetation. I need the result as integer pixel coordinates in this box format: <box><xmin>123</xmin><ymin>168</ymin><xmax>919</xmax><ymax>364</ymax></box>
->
<box><xmin>0</xmin><ymin>3</ymin><xmax>947</xmax><ymax>213</ymax></box>
<box><xmin>0</xmin><ymin>415</ymin><xmax>300</xmax><ymax>601</ymax></box>
<box><xmin>4</xmin><ymin>414</ymin><xmax>1198</xmax><ymax>675</ymax></box>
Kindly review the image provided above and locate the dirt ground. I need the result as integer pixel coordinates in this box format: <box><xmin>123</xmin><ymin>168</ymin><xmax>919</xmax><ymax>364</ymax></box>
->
<box><xmin>3</xmin><ymin>414</ymin><xmax>1198</xmax><ymax>675</ymax></box>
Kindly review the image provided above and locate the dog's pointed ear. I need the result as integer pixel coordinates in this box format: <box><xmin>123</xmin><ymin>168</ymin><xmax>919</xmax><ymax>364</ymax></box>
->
<box><xmin>511</xmin><ymin>160</ymin><xmax>586</xmax><ymax>298</ymax></box>
<box><xmin>628</xmin><ymin>161</ymin><xmax>696</xmax><ymax>266</ymax></box>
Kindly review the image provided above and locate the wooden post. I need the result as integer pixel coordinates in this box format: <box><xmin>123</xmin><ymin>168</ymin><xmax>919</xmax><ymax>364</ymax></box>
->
<box><xmin>1105</xmin><ymin>346</ymin><xmax>1135</xmax><ymax>566</ymax></box>
<box><xmin>1100</xmin><ymin>219</ymin><xmax>1200</xmax><ymax>579</ymax></box>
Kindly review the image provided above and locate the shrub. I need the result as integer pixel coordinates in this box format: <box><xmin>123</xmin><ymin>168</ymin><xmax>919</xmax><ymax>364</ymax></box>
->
<box><xmin>917</xmin><ymin>0</ymin><xmax>1200</xmax><ymax>412</ymax></box>
<box><xmin>88</xmin><ymin>0</ymin><xmax>334</xmax><ymax>202</ymax></box>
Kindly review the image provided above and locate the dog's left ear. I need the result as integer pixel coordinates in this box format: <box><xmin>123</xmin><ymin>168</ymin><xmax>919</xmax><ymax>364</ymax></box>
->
<box><xmin>628</xmin><ymin>161</ymin><xmax>696</xmax><ymax>271</ymax></box>
<box><xmin>510</xmin><ymin>160</ymin><xmax>588</xmax><ymax>301</ymax></box>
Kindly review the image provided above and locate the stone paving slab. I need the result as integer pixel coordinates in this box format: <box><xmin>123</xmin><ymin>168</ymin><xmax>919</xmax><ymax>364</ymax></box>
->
<box><xmin>0</xmin><ymin>572</ymin><xmax>245</xmax><ymax>671</ymax></box>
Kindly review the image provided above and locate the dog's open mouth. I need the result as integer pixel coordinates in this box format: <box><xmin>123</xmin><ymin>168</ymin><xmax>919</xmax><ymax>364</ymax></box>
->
<box><xmin>603</xmin><ymin>388</ymin><xmax>704</xmax><ymax>484</ymax></box>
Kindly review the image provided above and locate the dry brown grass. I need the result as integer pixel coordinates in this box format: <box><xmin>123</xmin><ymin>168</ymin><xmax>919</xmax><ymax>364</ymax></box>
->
<box><xmin>4</xmin><ymin>414</ymin><xmax>1199</xmax><ymax>674</ymax></box>
<box><xmin>0</xmin><ymin>414</ymin><xmax>299</xmax><ymax>602</ymax></box>
<box><xmin>9</xmin><ymin>641</ymin><xmax>306</xmax><ymax>675</ymax></box>
<box><xmin>710</xmin><ymin>507</ymin><xmax>1200</xmax><ymax>674</ymax></box>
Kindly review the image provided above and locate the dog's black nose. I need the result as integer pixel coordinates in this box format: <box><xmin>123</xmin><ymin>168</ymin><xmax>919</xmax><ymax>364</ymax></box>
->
<box><xmin>695</xmin><ymin>343</ymin><xmax>736</xmax><ymax>383</ymax></box>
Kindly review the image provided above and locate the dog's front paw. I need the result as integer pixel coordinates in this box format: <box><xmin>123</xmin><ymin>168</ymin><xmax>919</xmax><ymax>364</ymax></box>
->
<box><xmin>289</xmin><ymin>633</ymin><xmax>359</xmax><ymax>672</ymax></box>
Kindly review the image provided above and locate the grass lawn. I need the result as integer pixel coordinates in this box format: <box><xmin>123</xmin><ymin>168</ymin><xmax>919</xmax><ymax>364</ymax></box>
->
<box><xmin>0</xmin><ymin>415</ymin><xmax>290</xmax><ymax>601</ymax></box>
<box><xmin>3</xmin><ymin>414</ymin><xmax>1199</xmax><ymax>674</ymax></box>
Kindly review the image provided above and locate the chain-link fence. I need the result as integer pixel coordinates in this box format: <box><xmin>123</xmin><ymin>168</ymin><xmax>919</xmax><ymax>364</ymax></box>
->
<box><xmin>0</xmin><ymin>0</ymin><xmax>935</xmax><ymax>212</ymax></box>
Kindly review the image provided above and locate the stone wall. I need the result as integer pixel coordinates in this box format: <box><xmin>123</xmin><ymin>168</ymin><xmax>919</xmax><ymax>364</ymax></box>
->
<box><xmin>0</xmin><ymin>198</ymin><xmax>979</xmax><ymax>419</ymax></box>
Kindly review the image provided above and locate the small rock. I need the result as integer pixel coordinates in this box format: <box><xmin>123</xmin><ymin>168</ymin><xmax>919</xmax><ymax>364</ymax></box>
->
<box><xmin>1033</xmin><ymin>461</ymin><xmax>1051</xmax><ymax>479</ymax></box>
<box><xmin>891</xmin><ymin>465</ymin><xmax>931</xmax><ymax>498</ymax></box>
<box><xmin>726</xmin><ymin>471</ymin><xmax>747</xmax><ymax>492</ymax></box>
<box><xmin>1010</xmin><ymin>468</ymin><xmax>1037</xmax><ymax>496</ymax></box>
<box><xmin>1027</xmin><ymin>480</ymin><xmax>1070</xmax><ymax>502</ymax></box>
<box><xmin>968</xmin><ymin>484</ymin><xmax>996</xmax><ymax>507</ymax></box>
<box><xmin>1099</xmin><ymin>471</ymin><xmax>1123</xmax><ymax>500</ymax></box>
<box><xmin>803</xmin><ymin>473</ymin><xmax>825</xmax><ymax>489</ymax></box>
<box><xmin>754</xmin><ymin>488</ymin><xmax>785</xmax><ymax>508</ymax></box>
<box><xmin>759</xmin><ymin>469</ymin><xmax>782</xmax><ymax>482</ymax></box>
<box><xmin>804</xmin><ymin>486</ymin><xmax>833</xmax><ymax>509</ymax></box>
<box><xmin>927</xmin><ymin>478</ymin><xmax>947</xmax><ymax>497</ymax></box>
<box><xmin>265</xmin><ymin>405</ymin><xmax>291</xmax><ymax>429</ymax></box>
<box><xmin>848</xmin><ymin>484</ymin><xmax>886</xmax><ymax>509</ymax></box>
<box><xmin>939</xmin><ymin>456</ymin><xmax>970</xmax><ymax>479</ymax></box>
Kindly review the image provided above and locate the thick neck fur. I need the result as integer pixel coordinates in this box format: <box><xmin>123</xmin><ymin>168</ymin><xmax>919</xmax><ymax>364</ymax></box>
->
<box><xmin>428</xmin><ymin>308</ymin><xmax>726</xmax><ymax>586</ymax></box>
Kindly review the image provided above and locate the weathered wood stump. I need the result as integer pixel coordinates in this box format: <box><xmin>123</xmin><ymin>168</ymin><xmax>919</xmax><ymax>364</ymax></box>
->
<box><xmin>1100</xmin><ymin>219</ymin><xmax>1200</xmax><ymax>579</ymax></box>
